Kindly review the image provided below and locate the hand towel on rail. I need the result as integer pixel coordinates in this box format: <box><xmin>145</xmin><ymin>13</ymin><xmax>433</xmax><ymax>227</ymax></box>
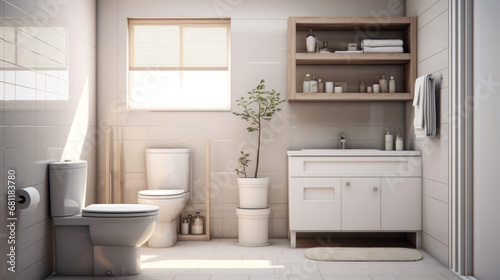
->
<box><xmin>413</xmin><ymin>74</ymin><xmax>436</xmax><ymax>137</ymax></box>
<box><xmin>363</xmin><ymin>46</ymin><xmax>404</xmax><ymax>53</ymax></box>
<box><xmin>361</xmin><ymin>39</ymin><xmax>404</xmax><ymax>48</ymax></box>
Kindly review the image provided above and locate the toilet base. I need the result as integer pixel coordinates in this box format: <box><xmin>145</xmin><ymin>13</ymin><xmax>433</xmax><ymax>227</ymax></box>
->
<box><xmin>54</xmin><ymin>225</ymin><xmax>142</xmax><ymax>276</ymax></box>
<box><xmin>148</xmin><ymin>221</ymin><xmax>177</xmax><ymax>247</ymax></box>
<box><xmin>94</xmin><ymin>246</ymin><xmax>140</xmax><ymax>276</ymax></box>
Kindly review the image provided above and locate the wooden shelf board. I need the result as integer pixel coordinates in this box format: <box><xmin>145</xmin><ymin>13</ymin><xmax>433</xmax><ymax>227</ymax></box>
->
<box><xmin>290</xmin><ymin>92</ymin><xmax>412</xmax><ymax>101</ymax></box>
<box><xmin>177</xmin><ymin>234</ymin><xmax>210</xmax><ymax>241</ymax></box>
<box><xmin>295</xmin><ymin>17</ymin><xmax>411</xmax><ymax>31</ymax></box>
<box><xmin>296</xmin><ymin>53</ymin><xmax>411</xmax><ymax>65</ymax></box>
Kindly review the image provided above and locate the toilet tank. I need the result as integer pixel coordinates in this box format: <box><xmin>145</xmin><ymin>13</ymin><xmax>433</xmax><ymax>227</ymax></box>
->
<box><xmin>146</xmin><ymin>149</ymin><xmax>190</xmax><ymax>192</ymax></box>
<box><xmin>49</xmin><ymin>161</ymin><xmax>87</xmax><ymax>217</ymax></box>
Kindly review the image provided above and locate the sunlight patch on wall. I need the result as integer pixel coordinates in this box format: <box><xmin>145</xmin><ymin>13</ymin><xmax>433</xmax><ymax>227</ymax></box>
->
<box><xmin>61</xmin><ymin>77</ymin><xmax>89</xmax><ymax>161</ymax></box>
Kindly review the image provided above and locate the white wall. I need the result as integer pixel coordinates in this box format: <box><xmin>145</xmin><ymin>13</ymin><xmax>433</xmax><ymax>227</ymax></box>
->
<box><xmin>473</xmin><ymin>0</ymin><xmax>500</xmax><ymax>278</ymax></box>
<box><xmin>0</xmin><ymin>0</ymin><xmax>97</xmax><ymax>279</ymax></box>
<box><xmin>97</xmin><ymin>0</ymin><xmax>406</xmax><ymax>238</ymax></box>
<box><xmin>406</xmin><ymin>0</ymin><xmax>449</xmax><ymax>266</ymax></box>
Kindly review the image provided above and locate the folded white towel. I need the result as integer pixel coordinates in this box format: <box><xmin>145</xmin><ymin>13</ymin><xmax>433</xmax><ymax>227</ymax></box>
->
<box><xmin>361</xmin><ymin>39</ymin><xmax>404</xmax><ymax>48</ymax></box>
<box><xmin>363</xmin><ymin>46</ymin><xmax>404</xmax><ymax>53</ymax></box>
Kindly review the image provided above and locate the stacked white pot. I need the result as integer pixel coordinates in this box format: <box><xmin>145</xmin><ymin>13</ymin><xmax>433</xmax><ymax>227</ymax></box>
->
<box><xmin>236</xmin><ymin>177</ymin><xmax>271</xmax><ymax>246</ymax></box>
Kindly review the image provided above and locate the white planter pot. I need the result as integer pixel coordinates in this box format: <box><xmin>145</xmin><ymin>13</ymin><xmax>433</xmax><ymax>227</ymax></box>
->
<box><xmin>237</xmin><ymin>177</ymin><xmax>269</xmax><ymax>209</ymax></box>
<box><xmin>236</xmin><ymin>207</ymin><xmax>271</xmax><ymax>246</ymax></box>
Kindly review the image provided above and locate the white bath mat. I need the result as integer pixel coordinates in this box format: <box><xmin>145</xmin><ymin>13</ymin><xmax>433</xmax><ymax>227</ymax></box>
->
<box><xmin>304</xmin><ymin>247</ymin><xmax>423</xmax><ymax>262</ymax></box>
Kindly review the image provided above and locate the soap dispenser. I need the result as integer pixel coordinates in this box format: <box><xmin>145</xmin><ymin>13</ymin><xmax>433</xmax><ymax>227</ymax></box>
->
<box><xmin>385</xmin><ymin>127</ymin><xmax>393</xmax><ymax>151</ymax></box>
<box><xmin>396</xmin><ymin>128</ymin><xmax>404</xmax><ymax>151</ymax></box>
<box><xmin>310</xmin><ymin>75</ymin><xmax>318</xmax><ymax>93</ymax></box>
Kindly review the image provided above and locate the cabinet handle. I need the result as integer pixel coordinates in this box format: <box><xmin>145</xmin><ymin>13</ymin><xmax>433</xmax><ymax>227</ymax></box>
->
<box><xmin>373</xmin><ymin>187</ymin><xmax>378</xmax><ymax>192</ymax></box>
<box><xmin>346</xmin><ymin>182</ymin><xmax>351</xmax><ymax>186</ymax></box>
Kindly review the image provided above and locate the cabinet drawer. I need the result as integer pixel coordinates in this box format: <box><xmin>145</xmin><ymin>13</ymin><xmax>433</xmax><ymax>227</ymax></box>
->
<box><xmin>289</xmin><ymin>156</ymin><xmax>421</xmax><ymax>177</ymax></box>
<box><xmin>289</xmin><ymin>178</ymin><xmax>341</xmax><ymax>231</ymax></box>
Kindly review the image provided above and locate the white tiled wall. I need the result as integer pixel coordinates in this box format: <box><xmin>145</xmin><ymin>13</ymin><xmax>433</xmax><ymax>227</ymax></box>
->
<box><xmin>96</xmin><ymin>0</ymin><xmax>406</xmax><ymax>238</ymax></box>
<box><xmin>406</xmin><ymin>0</ymin><xmax>449</xmax><ymax>266</ymax></box>
<box><xmin>0</xmin><ymin>0</ymin><xmax>97</xmax><ymax>279</ymax></box>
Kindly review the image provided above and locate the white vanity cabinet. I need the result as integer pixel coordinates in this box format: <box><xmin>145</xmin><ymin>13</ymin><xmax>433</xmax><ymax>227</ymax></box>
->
<box><xmin>287</xmin><ymin>150</ymin><xmax>422</xmax><ymax>248</ymax></box>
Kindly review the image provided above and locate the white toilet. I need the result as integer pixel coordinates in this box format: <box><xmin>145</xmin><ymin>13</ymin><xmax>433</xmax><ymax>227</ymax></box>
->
<box><xmin>49</xmin><ymin>161</ymin><xmax>159</xmax><ymax>276</ymax></box>
<box><xmin>138</xmin><ymin>148</ymin><xmax>191</xmax><ymax>247</ymax></box>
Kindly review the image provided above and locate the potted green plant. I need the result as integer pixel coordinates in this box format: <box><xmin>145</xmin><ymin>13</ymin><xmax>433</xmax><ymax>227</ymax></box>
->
<box><xmin>233</xmin><ymin>79</ymin><xmax>286</xmax><ymax>208</ymax></box>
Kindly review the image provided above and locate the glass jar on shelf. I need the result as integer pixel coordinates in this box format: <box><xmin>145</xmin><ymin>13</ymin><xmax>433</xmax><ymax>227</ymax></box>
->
<box><xmin>191</xmin><ymin>212</ymin><xmax>204</xmax><ymax>235</ymax></box>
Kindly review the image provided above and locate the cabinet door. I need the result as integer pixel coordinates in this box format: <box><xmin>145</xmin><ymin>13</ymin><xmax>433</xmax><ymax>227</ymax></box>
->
<box><xmin>381</xmin><ymin>177</ymin><xmax>422</xmax><ymax>230</ymax></box>
<box><xmin>289</xmin><ymin>178</ymin><xmax>341</xmax><ymax>231</ymax></box>
<box><xmin>342</xmin><ymin>178</ymin><xmax>381</xmax><ymax>230</ymax></box>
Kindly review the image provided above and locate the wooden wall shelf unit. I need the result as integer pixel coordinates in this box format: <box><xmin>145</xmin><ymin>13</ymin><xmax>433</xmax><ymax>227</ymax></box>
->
<box><xmin>288</xmin><ymin>17</ymin><xmax>417</xmax><ymax>102</ymax></box>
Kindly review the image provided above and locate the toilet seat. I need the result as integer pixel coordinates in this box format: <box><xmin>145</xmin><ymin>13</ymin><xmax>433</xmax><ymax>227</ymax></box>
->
<box><xmin>138</xmin><ymin>189</ymin><xmax>188</xmax><ymax>200</ymax></box>
<box><xmin>82</xmin><ymin>204</ymin><xmax>159</xmax><ymax>218</ymax></box>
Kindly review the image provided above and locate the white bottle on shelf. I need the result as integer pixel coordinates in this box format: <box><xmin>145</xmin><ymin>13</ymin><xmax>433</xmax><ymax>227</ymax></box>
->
<box><xmin>389</xmin><ymin>76</ymin><xmax>396</xmax><ymax>93</ymax></box>
<box><xmin>379</xmin><ymin>74</ymin><xmax>388</xmax><ymax>93</ymax></box>
<box><xmin>306</xmin><ymin>29</ymin><xmax>316</xmax><ymax>53</ymax></box>
<box><xmin>395</xmin><ymin>128</ymin><xmax>403</xmax><ymax>151</ymax></box>
<box><xmin>303</xmin><ymin>74</ymin><xmax>311</xmax><ymax>93</ymax></box>
<box><xmin>385</xmin><ymin>127</ymin><xmax>394</xmax><ymax>151</ymax></box>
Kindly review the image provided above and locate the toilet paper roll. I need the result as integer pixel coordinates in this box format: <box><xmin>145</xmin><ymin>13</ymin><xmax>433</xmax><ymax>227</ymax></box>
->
<box><xmin>16</xmin><ymin>187</ymin><xmax>40</xmax><ymax>210</ymax></box>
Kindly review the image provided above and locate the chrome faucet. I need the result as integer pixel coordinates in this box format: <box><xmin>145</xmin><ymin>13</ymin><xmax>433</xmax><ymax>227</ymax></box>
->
<box><xmin>340</xmin><ymin>133</ymin><xmax>346</xmax><ymax>149</ymax></box>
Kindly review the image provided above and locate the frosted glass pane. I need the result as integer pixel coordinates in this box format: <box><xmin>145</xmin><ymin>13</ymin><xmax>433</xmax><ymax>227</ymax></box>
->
<box><xmin>128</xmin><ymin>71</ymin><xmax>181</xmax><ymax>108</ymax></box>
<box><xmin>134</xmin><ymin>25</ymin><xmax>179</xmax><ymax>67</ymax></box>
<box><xmin>182</xmin><ymin>71</ymin><xmax>229</xmax><ymax>107</ymax></box>
<box><xmin>183</xmin><ymin>27</ymin><xmax>227</xmax><ymax>67</ymax></box>
<box><xmin>128</xmin><ymin>70</ymin><xmax>230</xmax><ymax>110</ymax></box>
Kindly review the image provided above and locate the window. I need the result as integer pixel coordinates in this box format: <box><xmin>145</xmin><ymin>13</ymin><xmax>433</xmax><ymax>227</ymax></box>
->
<box><xmin>128</xmin><ymin>18</ymin><xmax>231</xmax><ymax>110</ymax></box>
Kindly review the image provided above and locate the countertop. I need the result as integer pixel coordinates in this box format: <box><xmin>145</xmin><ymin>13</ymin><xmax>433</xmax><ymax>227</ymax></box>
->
<box><xmin>287</xmin><ymin>149</ymin><xmax>422</xmax><ymax>157</ymax></box>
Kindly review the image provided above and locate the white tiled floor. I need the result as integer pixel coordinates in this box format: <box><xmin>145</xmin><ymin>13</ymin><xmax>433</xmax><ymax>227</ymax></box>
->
<box><xmin>46</xmin><ymin>239</ymin><xmax>463</xmax><ymax>280</ymax></box>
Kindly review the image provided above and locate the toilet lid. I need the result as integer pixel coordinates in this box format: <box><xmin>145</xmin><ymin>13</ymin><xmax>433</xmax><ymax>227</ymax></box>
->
<box><xmin>82</xmin><ymin>204</ymin><xmax>159</xmax><ymax>218</ymax></box>
<box><xmin>138</xmin><ymin>189</ymin><xmax>185</xmax><ymax>196</ymax></box>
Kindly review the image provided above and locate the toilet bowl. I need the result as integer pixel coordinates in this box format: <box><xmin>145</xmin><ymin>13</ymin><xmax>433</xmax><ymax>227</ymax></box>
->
<box><xmin>138</xmin><ymin>190</ymin><xmax>189</xmax><ymax>247</ymax></box>
<box><xmin>53</xmin><ymin>204</ymin><xmax>159</xmax><ymax>276</ymax></box>
<box><xmin>49</xmin><ymin>161</ymin><xmax>159</xmax><ymax>276</ymax></box>
<box><xmin>138</xmin><ymin>149</ymin><xmax>191</xmax><ymax>247</ymax></box>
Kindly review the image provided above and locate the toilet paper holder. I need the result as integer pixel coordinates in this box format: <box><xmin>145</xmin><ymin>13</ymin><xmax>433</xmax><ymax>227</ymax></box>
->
<box><xmin>16</xmin><ymin>194</ymin><xmax>26</xmax><ymax>203</ymax></box>
<box><xmin>15</xmin><ymin>187</ymin><xmax>41</xmax><ymax>210</ymax></box>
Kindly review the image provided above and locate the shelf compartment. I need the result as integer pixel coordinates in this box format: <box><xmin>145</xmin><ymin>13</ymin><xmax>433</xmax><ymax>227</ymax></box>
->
<box><xmin>290</xmin><ymin>92</ymin><xmax>412</xmax><ymax>102</ymax></box>
<box><xmin>288</xmin><ymin>16</ymin><xmax>417</xmax><ymax>102</ymax></box>
<box><xmin>296</xmin><ymin>53</ymin><xmax>411</xmax><ymax>65</ymax></box>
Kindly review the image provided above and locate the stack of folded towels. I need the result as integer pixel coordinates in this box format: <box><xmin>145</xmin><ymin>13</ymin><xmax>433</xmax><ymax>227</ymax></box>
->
<box><xmin>361</xmin><ymin>39</ymin><xmax>404</xmax><ymax>53</ymax></box>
